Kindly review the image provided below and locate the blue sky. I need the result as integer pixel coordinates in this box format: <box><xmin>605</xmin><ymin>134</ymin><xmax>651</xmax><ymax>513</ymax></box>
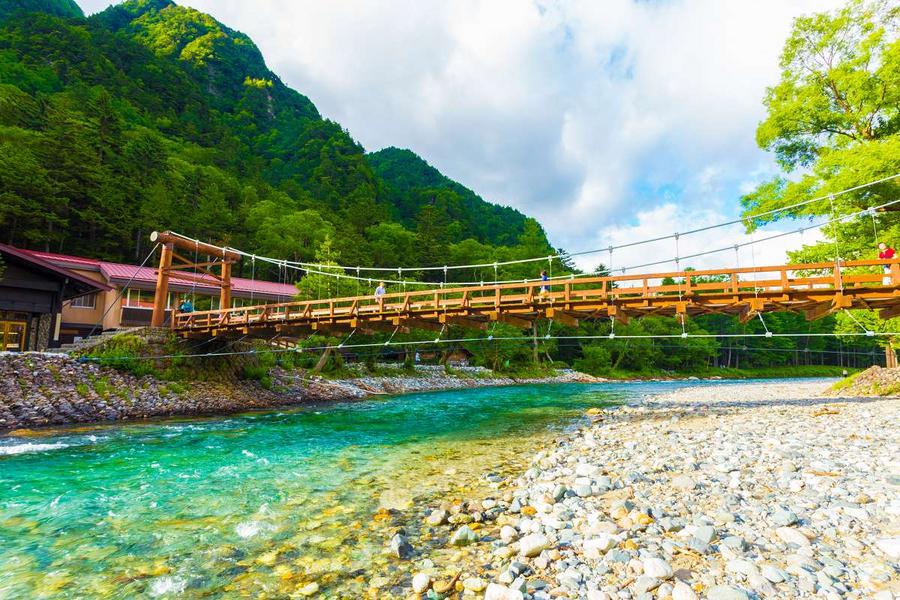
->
<box><xmin>79</xmin><ymin>0</ymin><xmax>842</xmax><ymax>271</ymax></box>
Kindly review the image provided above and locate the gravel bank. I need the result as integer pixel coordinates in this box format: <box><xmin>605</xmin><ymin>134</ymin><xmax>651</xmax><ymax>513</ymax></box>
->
<box><xmin>390</xmin><ymin>381</ymin><xmax>899</xmax><ymax>600</ymax></box>
<box><xmin>827</xmin><ymin>365</ymin><xmax>900</xmax><ymax>397</ymax></box>
<box><xmin>0</xmin><ymin>354</ymin><xmax>599</xmax><ymax>432</ymax></box>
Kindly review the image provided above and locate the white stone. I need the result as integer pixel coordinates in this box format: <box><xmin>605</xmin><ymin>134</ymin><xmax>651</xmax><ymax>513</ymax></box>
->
<box><xmin>412</xmin><ymin>573</ymin><xmax>431</xmax><ymax>594</ymax></box>
<box><xmin>776</xmin><ymin>526</ymin><xmax>811</xmax><ymax>547</ymax></box>
<box><xmin>583</xmin><ymin>534</ymin><xmax>616</xmax><ymax>558</ymax></box>
<box><xmin>500</xmin><ymin>525</ymin><xmax>519</xmax><ymax>543</ymax></box>
<box><xmin>671</xmin><ymin>581</ymin><xmax>698</xmax><ymax>600</ymax></box>
<box><xmin>518</xmin><ymin>533</ymin><xmax>551</xmax><ymax>558</ymax></box>
<box><xmin>642</xmin><ymin>557</ymin><xmax>673</xmax><ymax>579</ymax></box>
<box><xmin>463</xmin><ymin>577</ymin><xmax>487</xmax><ymax>592</ymax></box>
<box><xmin>672</xmin><ymin>474</ymin><xmax>697</xmax><ymax>490</ymax></box>
<box><xmin>295</xmin><ymin>582</ymin><xmax>319</xmax><ymax>597</ymax></box>
<box><xmin>761</xmin><ymin>565</ymin><xmax>785</xmax><ymax>583</ymax></box>
<box><xmin>726</xmin><ymin>559</ymin><xmax>759</xmax><ymax>577</ymax></box>
<box><xmin>484</xmin><ymin>582</ymin><xmax>524</xmax><ymax>600</ymax></box>
<box><xmin>707</xmin><ymin>585</ymin><xmax>750</xmax><ymax>600</ymax></box>
<box><xmin>874</xmin><ymin>537</ymin><xmax>900</xmax><ymax>559</ymax></box>
<box><xmin>575</xmin><ymin>463</ymin><xmax>598</xmax><ymax>476</ymax></box>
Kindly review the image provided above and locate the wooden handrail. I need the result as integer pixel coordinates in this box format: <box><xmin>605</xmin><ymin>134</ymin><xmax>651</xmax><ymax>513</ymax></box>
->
<box><xmin>171</xmin><ymin>257</ymin><xmax>900</xmax><ymax>330</ymax></box>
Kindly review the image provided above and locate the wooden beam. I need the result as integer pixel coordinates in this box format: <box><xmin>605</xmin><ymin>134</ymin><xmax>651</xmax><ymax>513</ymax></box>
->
<box><xmin>396</xmin><ymin>317</ymin><xmax>444</xmax><ymax>332</ymax></box>
<box><xmin>607</xmin><ymin>305</ymin><xmax>629</xmax><ymax>326</ymax></box>
<box><xmin>544</xmin><ymin>307</ymin><xmax>578</xmax><ymax>328</ymax></box>
<box><xmin>879</xmin><ymin>304</ymin><xmax>900</xmax><ymax>320</ymax></box>
<box><xmin>487</xmin><ymin>311</ymin><xmax>532</xmax><ymax>329</ymax></box>
<box><xmin>151</xmin><ymin>231</ymin><xmax>242</xmax><ymax>262</ymax></box>
<box><xmin>311</xmin><ymin>322</ymin><xmax>352</xmax><ymax>334</ymax></box>
<box><xmin>439</xmin><ymin>314</ymin><xmax>488</xmax><ymax>330</ymax></box>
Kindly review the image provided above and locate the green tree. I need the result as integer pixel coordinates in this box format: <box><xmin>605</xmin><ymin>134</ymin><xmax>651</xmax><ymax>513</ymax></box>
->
<box><xmin>294</xmin><ymin>236</ymin><xmax>358</xmax><ymax>301</ymax></box>
<box><xmin>742</xmin><ymin>0</ymin><xmax>900</xmax><ymax>263</ymax></box>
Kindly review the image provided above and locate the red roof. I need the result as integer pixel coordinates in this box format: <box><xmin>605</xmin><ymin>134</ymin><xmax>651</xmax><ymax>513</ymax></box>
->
<box><xmin>23</xmin><ymin>249</ymin><xmax>297</xmax><ymax>300</ymax></box>
<box><xmin>0</xmin><ymin>244</ymin><xmax>111</xmax><ymax>297</ymax></box>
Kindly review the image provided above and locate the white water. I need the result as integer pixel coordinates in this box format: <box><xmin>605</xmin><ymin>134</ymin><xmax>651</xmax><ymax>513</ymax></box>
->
<box><xmin>0</xmin><ymin>442</ymin><xmax>70</xmax><ymax>455</ymax></box>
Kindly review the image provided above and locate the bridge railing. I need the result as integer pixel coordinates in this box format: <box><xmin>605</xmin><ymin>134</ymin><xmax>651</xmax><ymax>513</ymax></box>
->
<box><xmin>171</xmin><ymin>258</ymin><xmax>900</xmax><ymax>331</ymax></box>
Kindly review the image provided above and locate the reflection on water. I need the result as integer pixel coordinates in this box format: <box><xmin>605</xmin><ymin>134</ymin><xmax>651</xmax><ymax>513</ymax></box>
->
<box><xmin>0</xmin><ymin>382</ymin><xmax>677</xmax><ymax>598</ymax></box>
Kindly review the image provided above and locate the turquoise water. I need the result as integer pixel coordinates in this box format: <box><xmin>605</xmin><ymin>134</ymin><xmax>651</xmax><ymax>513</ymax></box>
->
<box><xmin>0</xmin><ymin>381</ymin><xmax>691</xmax><ymax>598</ymax></box>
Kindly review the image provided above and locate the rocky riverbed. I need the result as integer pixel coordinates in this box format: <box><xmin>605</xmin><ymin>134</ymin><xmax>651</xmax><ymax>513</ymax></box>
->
<box><xmin>0</xmin><ymin>353</ymin><xmax>599</xmax><ymax>432</ymax></box>
<box><xmin>370</xmin><ymin>381</ymin><xmax>899</xmax><ymax>600</ymax></box>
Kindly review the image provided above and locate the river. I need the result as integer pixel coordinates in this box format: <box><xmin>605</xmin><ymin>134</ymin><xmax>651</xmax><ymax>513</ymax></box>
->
<box><xmin>0</xmin><ymin>381</ymin><xmax>714</xmax><ymax>598</ymax></box>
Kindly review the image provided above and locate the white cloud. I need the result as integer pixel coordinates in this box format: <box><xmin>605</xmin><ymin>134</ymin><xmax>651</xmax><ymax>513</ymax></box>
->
<box><xmin>576</xmin><ymin>203</ymin><xmax>824</xmax><ymax>276</ymax></box>
<box><xmin>78</xmin><ymin>0</ymin><xmax>845</xmax><ymax>271</ymax></box>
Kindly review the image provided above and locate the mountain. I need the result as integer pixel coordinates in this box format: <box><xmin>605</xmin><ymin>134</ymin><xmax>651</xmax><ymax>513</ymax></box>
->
<box><xmin>368</xmin><ymin>147</ymin><xmax>533</xmax><ymax>248</ymax></box>
<box><xmin>0</xmin><ymin>0</ymin><xmax>83</xmax><ymax>23</ymax></box>
<box><xmin>0</xmin><ymin>0</ymin><xmax>553</xmax><ymax>282</ymax></box>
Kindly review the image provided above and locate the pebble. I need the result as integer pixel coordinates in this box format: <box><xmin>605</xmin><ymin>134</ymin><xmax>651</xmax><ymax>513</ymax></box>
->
<box><xmin>484</xmin><ymin>582</ymin><xmax>524</xmax><ymax>600</ymax></box>
<box><xmin>671</xmin><ymin>475</ymin><xmax>696</xmax><ymax>490</ymax></box>
<box><xmin>382</xmin><ymin>381</ymin><xmax>899</xmax><ymax>600</ymax></box>
<box><xmin>518</xmin><ymin>533</ymin><xmax>550</xmax><ymax>557</ymax></box>
<box><xmin>463</xmin><ymin>577</ymin><xmax>487</xmax><ymax>592</ymax></box>
<box><xmin>693</xmin><ymin>525</ymin><xmax>717</xmax><ymax>545</ymax></box>
<box><xmin>706</xmin><ymin>585</ymin><xmax>750</xmax><ymax>600</ymax></box>
<box><xmin>671</xmin><ymin>581</ymin><xmax>697</xmax><ymax>600</ymax></box>
<box><xmin>500</xmin><ymin>525</ymin><xmax>519</xmax><ymax>543</ymax></box>
<box><xmin>760</xmin><ymin>564</ymin><xmax>786</xmax><ymax>583</ymax></box>
<box><xmin>389</xmin><ymin>533</ymin><xmax>414</xmax><ymax>559</ymax></box>
<box><xmin>449</xmin><ymin>525</ymin><xmax>478</xmax><ymax>546</ymax></box>
<box><xmin>874</xmin><ymin>537</ymin><xmax>900</xmax><ymax>559</ymax></box>
<box><xmin>412</xmin><ymin>573</ymin><xmax>431</xmax><ymax>593</ymax></box>
<box><xmin>641</xmin><ymin>557</ymin><xmax>673</xmax><ymax>579</ymax></box>
<box><xmin>295</xmin><ymin>582</ymin><xmax>319</xmax><ymax>597</ymax></box>
<box><xmin>775</xmin><ymin>526</ymin><xmax>810</xmax><ymax>547</ymax></box>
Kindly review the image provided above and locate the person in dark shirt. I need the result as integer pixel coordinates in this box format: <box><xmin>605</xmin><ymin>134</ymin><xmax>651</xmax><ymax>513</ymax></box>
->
<box><xmin>178</xmin><ymin>298</ymin><xmax>194</xmax><ymax>313</ymax></box>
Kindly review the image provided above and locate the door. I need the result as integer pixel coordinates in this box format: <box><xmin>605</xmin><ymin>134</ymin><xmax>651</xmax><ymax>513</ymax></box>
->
<box><xmin>0</xmin><ymin>321</ymin><xmax>27</xmax><ymax>351</ymax></box>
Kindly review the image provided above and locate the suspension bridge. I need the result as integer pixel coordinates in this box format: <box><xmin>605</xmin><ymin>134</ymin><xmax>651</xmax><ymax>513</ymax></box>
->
<box><xmin>148</xmin><ymin>233</ymin><xmax>900</xmax><ymax>344</ymax></box>
<box><xmin>133</xmin><ymin>175</ymin><xmax>900</xmax><ymax>367</ymax></box>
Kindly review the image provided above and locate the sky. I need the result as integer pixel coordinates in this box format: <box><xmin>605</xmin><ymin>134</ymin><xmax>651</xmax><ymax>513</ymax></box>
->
<box><xmin>79</xmin><ymin>0</ymin><xmax>844</xmax><ymax>273</ymax></box>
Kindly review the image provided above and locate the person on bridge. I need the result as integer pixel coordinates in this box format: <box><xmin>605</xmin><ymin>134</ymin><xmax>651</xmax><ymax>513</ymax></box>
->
<box><xmin>879</xmin><ymin>242</ymin><xmax>895</xmax><ymax>284</ymax></box>
<box><xmin>374</xmin><ymin>282</ymin><xmax>386</xmax><ymax>298</ymax></box>
<box><xmin>178</xmin><ymin>298</ymin><xmax>194</xmax><ymax>313</ymax></box>
<box><xmin>539</xmin><ymin>270</ymin><xmax>550</xmax><ymax>295</ymax></box>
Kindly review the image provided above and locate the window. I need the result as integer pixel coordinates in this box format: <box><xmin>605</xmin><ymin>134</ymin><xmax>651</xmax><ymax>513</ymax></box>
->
<box><xmin>70</xmin><ymin>294</ymin><xmax>97</xmax><ymax>309</ymax></box>
<box><xmin>124</xmin><ymin>289</ymin><xmax>154</xmax><ymax>309</ymax></box>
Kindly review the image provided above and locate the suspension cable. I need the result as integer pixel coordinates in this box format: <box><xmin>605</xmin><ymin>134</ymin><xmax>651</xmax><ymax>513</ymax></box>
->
<box><xmin>163</xmin><ymin>173</ymin><xmax>900</xmax><ymax>277</ymax></box>
<box><xmin>218</xmin><ymin>196</ymin><xmax>900</xmax><ymax>289</ymax></box>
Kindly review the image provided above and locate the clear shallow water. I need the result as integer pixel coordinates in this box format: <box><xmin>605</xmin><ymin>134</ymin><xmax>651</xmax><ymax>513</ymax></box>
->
<box><xmin>0</xmin><ymin>380</ymin><xmax>728</xmax><ymax>598</ymax></box>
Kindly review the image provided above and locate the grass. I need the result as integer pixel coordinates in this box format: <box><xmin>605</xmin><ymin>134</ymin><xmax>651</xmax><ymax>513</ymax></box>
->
<box><xmin>597</xmin><ymin>365</ymin><xmax>859</xmax><ymax>381</ymax></box>
<box><xmin>91</xmin><ymin>376</ymin><xmax>111</xmax><ymax>398</ymax></box>
<box><xmin>75</xmin><ymin>382</ymin><xmax>90</xmax><ymax>398</ymax></box>
<box><xmin>830</xmin><ymin>369</ymin><xmax>865</xmax><ymax>392</ymax></box>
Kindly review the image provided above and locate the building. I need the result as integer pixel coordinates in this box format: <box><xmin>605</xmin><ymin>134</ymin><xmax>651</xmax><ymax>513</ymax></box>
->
<box><xmin>18</xmin><ymin>249</ymin><xmax>298</xmax><ymax>345</ymax></box>
<box><xmin>0</xmin><ymin>244</ymin><xmax>110</xmax><ymax>351</ymax></box>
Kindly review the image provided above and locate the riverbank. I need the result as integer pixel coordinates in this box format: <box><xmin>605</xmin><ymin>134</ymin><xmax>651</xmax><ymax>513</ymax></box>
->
<box><xmin>0</xmin><ymin>353</ymin><xmax>600</xmax><ymax>432</ymax></box>
<box><xmin>378</xmin><ymin>380</ymin><xmax>899</xmax><ymax>600</ymax></box>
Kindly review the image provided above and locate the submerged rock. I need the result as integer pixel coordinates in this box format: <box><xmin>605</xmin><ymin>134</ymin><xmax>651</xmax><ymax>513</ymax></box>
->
<box><xmin>449</xmin><ymin>525</ymin><xmax>478</xmax><ymax>546</ymax></box>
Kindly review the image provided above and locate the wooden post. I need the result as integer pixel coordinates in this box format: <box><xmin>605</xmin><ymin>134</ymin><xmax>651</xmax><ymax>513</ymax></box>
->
<box><xmin>151</xmin><ymin>243</ymin><xmax>173</xmax><ymax>328</ymax></box>
<box><xmin>220</xmin><ymin>261</ymin><xmax>232</xmax><ymax>311</ymax></box>
<box><xmin>886</xmin><ymin>344</ymin><xmax>898</xmax><ymax>369</ymax></box>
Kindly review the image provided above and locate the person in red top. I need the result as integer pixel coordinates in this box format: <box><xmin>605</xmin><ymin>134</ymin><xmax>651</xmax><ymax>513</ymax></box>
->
<box><xmin>879</xmin><ymin>242</ymin><xmax>895</xmax><ymax>284</ymax></box>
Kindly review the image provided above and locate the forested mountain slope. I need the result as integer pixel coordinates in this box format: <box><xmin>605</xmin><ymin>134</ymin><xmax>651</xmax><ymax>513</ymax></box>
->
<box><xmin>0</xmin><ymin>0</ymin><xmax>550</xmax><ymax>278</ymax></box>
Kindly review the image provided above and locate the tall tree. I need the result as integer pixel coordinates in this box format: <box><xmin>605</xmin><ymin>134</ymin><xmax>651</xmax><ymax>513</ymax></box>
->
<box><xmin>742</xmin><ymin>0</ymin><xmax>900</xmax><ymax>262</ymax></box>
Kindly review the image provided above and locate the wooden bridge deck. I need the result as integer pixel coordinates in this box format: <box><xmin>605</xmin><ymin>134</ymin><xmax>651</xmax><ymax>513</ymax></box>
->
<box><xmin>171</xmin><ymin>258</ymin><xmax>900</xmax><ymax>338</ymax></box>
